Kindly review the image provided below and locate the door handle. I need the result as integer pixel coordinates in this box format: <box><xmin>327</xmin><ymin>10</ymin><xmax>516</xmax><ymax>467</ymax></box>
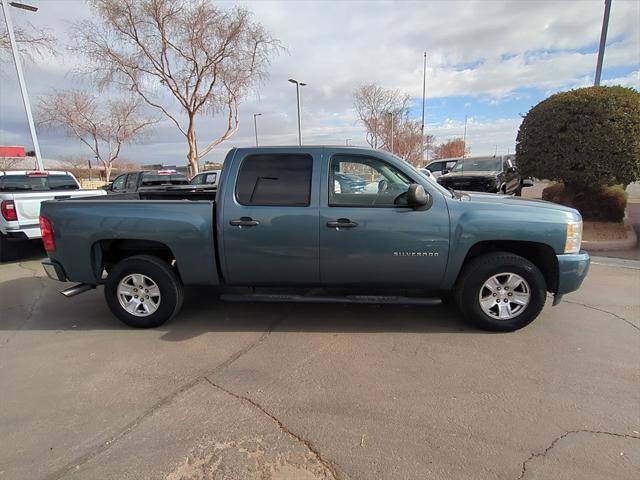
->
<box><xmin>327</xmin><ymin>218</ymin><xmax>358</xmax><ymax>229</ymax></box>
<box><xmin>230</xmin><ymin>217</ymin><xmax>260</xmax><ymax>227</ymax></box>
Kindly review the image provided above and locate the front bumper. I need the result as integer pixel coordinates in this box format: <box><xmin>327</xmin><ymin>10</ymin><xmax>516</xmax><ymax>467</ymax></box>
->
<box><xmin>556</xmin><ymin>251</ymin><xmax>590</xmax><ymax>295</ymax></box>
<box><xmin>42</xmin><ymin>259</ymin><xmax>67</xmax><ymax>282</ymax></box>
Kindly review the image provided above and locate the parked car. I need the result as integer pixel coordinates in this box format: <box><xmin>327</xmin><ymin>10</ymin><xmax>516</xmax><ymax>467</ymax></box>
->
<box><xmin>437</xmin><ymin>155</ymin><xmax>530</xmax><ymax>196</ymax></box>
<box><xmin>425</xmin><ymin>159</ymin><xmax>458</xmax><ymax>178</ymax></box>
<box><xmin>40</xmin><ymin>146</ymin><xmax>589</xmax><ymax>332</ymax></box>
<box><xmin>334</xmin><ymin>172</ymin><xmax>367</xmax><ymax>193</ymax></box>
<box><xmin>190</xmin><ymin>170</ymin><xmax>221</xmax><ymax>188</ymax></box>
<box><xmin>105</xmin><ymin>170</ymin><xmax>189</xmax><ymax>194</ymax></box>
<box><xmin>0</xmin><ymin>170</ymin><xmax>106</xmax><ymax>261</ymax></box>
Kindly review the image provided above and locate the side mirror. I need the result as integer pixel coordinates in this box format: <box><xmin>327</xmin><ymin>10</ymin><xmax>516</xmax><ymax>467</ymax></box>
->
<box><xmin>407</xmin><ymin>183</ymin><xmax>431</xmax><ymax>210</ymax></box>
<box><xmin>507</xmin><ymin>166</ymin><xmax>517</xmax><ymax>173</ymax></box>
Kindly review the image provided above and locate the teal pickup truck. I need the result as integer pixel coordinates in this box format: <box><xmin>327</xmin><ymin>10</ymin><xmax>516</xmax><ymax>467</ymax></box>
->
<box><xmin>40</xmin><ymin>146</ymin><xmax>589</xmax><ymax>332</ymax></box>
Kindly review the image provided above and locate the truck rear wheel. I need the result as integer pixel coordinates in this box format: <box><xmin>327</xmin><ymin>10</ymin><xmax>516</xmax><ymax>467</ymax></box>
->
<box><xmin>104</xmin><ymin>255</ymin><xmax>183</xmax><ymax>328</ymax></box>
<box><xmin>455</xmin><ymin>252</ymin><xmax>546</xmax><ymax>331</ymax></box>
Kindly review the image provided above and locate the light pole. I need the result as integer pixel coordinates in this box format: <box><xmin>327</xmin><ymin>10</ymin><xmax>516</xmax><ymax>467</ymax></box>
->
<box><xmin>1</xmin><ymin>0</ymin><xmax>44</xmax><ymax>171</ymax></box>
<box><xmin>462</xmin><ymin>115</ymin><xmax>468</xmax><ymax>159</ymax></box>
<box><xmin>253</xmin><ymin>113</ymin><xmax>262</xmax><ymax>146</ymax></box>
<box><xmin>421</xmin><ymin>51</ymin><xmax>427</xmax><ymax>164</ymax></box>
<box><xmin>386</xmin><ymin>112</ymin><xmax>394</xmax><ymax>155</ymax></box>
<box><xmin>288</xmin><ymin>78</ymin><xmax>307</xmax><ymax>145</ymax></box>
<box><xmin>594</xmin><ymin>0</ymin><xmax>612</xmax><ymax>86</ymax></box>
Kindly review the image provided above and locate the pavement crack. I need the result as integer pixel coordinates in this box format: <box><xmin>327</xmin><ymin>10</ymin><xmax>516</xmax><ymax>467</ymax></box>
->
<box><xmin>518</xmin><ymin>430</ymin><xmax>640</xmax><ymax>479</ymax></box>
<box><xmin>44</xmin><ymin>317</ymin><xmax>282</xmax><ymax>480</ymax></box>
<box><xmin>563</xmin><ymin>300</ymin><xmax>640</xmax><ymax>333</ymax></box>
<box><xmin>203</xmin><ymin>377</ymin><xmax>340</xmax><ymax>480</ymax></box>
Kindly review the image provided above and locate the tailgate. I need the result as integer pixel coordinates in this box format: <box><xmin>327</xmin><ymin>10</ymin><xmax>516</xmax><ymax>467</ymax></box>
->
<box><xmin>14</xmin><ymin>190</ymin><xmax>106</xmax><ymax>227</ymax></box>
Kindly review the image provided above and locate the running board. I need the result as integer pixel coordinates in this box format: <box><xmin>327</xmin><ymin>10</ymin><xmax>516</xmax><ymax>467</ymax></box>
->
<box><xmin>60</xmin><ymin>283</ymin><xmax>95</xmax><ymax>298</ymax></box>
<box><xmin>220</xmin><ymin>293</ymin><xmax>442</xmax><ymax>305</ymax></box>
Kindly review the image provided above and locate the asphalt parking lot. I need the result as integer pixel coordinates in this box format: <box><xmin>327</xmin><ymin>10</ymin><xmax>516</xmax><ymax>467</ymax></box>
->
<box><xmin>1</xmin><ymin>256</ymin><xmax>639</xmax><ymax>480</ymax></box>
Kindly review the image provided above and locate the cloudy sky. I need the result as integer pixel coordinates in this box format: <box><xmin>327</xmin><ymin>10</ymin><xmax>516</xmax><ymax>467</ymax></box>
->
<box><xmin>1</xmin><ymin>0</ymin><xmax>639</xmax><ymax>167</ymax></box>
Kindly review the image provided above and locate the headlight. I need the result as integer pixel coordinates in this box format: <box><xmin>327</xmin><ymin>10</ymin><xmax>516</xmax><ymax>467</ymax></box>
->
<box><xmin>564</xmin><ymin>220</ymin><xmax>583</xmax><ymax>254</ymax></box>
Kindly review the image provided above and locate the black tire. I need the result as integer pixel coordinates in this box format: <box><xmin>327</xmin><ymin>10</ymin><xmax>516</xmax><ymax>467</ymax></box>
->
<box><xmin>515</xmin><ymin>185</ymin><xmax>523</xmax><ymax>196</ymax></box>
<box><xmin>104</xmin><ymin>255</ymin><xmax>183</xmax><ymax>328</ymax></box>
<box><xmin>0</xmin><ymin>233</ymin><xmax>10</xmax><ymax>262</ymax></box>
<box><xmin>455</xmin><ymin>252</ymin><xmax>546</xmax><ymax>332</ymax></box>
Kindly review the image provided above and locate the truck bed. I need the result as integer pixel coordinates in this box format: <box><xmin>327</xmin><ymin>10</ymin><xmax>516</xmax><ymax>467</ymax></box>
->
<box><xmin>41</xmin><ymin>193</ymin><xmax>219</xmax><ymax>286</ymax></box>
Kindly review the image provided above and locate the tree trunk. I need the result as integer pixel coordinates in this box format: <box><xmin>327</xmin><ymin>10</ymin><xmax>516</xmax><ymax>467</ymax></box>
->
<box><xmin>105</xmin><ymin>164</ymin><xmax>112</xmax><ymax>183</ymax></box>
<box><xmin>186</xmin><ymin>118</ymin><xmax>199</xmax><ymax>176</ymax></box>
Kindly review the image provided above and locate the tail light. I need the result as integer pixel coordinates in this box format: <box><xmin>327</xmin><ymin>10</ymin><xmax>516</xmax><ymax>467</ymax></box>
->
<box><xmin>1</xmin><ymin>200</ymin><xmax>17</xmax><ymax>221</ymax></box>
<box><xmin>39</xmin><ymin>216</ymin><xmax>56</xmax><ymax>252</ymax></box>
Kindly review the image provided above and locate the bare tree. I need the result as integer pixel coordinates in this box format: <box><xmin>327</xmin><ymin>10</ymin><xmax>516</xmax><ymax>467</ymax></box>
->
<box><xmin>38</xmin><ymin>90</ymin><xmax>156</xmax><ymax>182</ymax></box>
<box><xmin>73</xmin><ymin>0</ymin><xmax>281</xmax><ymax>175</ymax></box>
<box><xmin>354</xmin><ymin>84</ymin><xmax>409</xmax><ymax>149</ymax></box>
<box><xmin>379</xmin><ymin>114</ymin><xmax>435</xmax><ymax>167</ymax></box>
<box><xmin>0</xmin><ymin>18</ymin><xmax>57</xmax><ymax>63</ymax></box>
<box><xmin>431</xmin><ymin>138</ymin><xmax>470</xmax><ymax>160</ymax></box>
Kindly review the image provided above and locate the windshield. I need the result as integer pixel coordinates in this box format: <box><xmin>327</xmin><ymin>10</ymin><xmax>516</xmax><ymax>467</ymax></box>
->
<box><xmin>0</xmin><ymin>174</ymin><xmax>79</xmax><ymax>192</ymax></box>
<box><xmin>452</xmin><ymin>157</ymin><xmax>501</xmax><ymax>173</ymax></box>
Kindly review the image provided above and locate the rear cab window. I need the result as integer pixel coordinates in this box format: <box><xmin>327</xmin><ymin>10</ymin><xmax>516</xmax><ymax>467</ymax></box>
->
<box><xmin>235</xmin><ymin>154</ymin><xmax>313</xmax><ymax>206</ymax></box>
<box><xmin>0</xmin><ymin>173</ymin><xmax>79</xmax><ymax>191</ymax></box>
<box><xmin>140</xmin><ymin>171</ymin><xmax>188</xmax><ymax>187</ymax></box>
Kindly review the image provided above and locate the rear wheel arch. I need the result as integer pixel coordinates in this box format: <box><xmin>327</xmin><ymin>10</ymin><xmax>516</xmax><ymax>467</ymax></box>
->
<box><xmin>93</xmin><ymin>238</ymin><xmax>179</xmax><ymax>280</ymax></box>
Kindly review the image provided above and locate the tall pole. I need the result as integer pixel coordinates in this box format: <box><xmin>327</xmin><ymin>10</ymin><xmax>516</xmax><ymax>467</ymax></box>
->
<box><xmin>253</xmin><ymin>113</ymin><xmax>261</xmax><ymax>147</ymax></box>
<box><xmin>295</xmin><ymin>83</ymin><xmax>301</xmax><ymax>145</ymax></box>
<box><xmin>421</xmin><ymin>51</ymin><xmax>427</xmax><ymax>165</ymax></box>
<box><xmin>462</xmin><ymin>115</ymin><xmax>468</xmax><ymax>159</ymax></box>
<box><xmin>1</xmin><ymin>0</ymin><xmax>44</xmax><ymax>170</ymax></box>
<box><xmin>288</xmin><ymin>78</ymin><xmax>307</xmax><ymax>145</ymax></box>
<box><xmin>594</xmin><ymin>0</ymin><xmax>612</xmax><ymax>86</ymax></box>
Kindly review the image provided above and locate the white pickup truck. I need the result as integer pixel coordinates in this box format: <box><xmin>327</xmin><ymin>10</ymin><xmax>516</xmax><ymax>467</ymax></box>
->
<box><xmin>0</xmin><ymin>170</ymin><xmax>106</xmax><ymax>261</ymax></box>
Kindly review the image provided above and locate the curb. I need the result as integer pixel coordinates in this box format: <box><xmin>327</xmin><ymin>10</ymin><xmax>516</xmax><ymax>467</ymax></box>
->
<box><xmin>582</xmin><ymin>218</ymin><xmax>638</xmax><ymax>252</ymax></box>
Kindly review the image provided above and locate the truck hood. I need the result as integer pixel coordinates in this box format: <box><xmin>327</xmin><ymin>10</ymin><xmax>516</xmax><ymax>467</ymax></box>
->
<box><xmin>459</xmin><ymin>191</ymin><xmax>579</xmax><ymax>215</ymax></box>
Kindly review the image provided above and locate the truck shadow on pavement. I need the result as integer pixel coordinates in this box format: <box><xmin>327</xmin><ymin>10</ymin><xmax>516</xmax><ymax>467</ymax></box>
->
<box><xmin>1</xmin><ymin>277</ymin><xmax>478</xmax><ymax>342</ymax></box>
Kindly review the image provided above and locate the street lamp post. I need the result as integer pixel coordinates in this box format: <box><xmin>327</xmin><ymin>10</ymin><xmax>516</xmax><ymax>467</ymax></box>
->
<box><xmin>421</xmin><ymin>51</ymin><xmax>427</xmax><ymax>164</ymax></box>
<box><xmin>288</xmin><ymin>78</ymin><xmax>307</xmax><ymax>145</ymax></box>
<box><xmin>1</xmin><ymin>0</ymin><xmax>44</xmax><ymax>171</ymax></box>
<box><xmin>594</xmin><ymin>0</ymin><xmax>612</xmax><ymax>86</ymax></box>
<box><xmin>253</xmin><ymin>113</ymin><xmax>262</xmax><ymax>146</ymax></box>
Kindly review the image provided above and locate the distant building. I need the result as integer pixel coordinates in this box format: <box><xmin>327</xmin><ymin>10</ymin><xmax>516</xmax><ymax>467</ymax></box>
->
<box><xmin>0</xmin><ymin>146</ymin><xmax>26</xmax><ymax>157</ymax></box>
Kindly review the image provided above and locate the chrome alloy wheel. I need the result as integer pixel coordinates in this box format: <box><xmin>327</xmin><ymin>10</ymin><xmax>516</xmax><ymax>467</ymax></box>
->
<box><xmin>117</xmin><ymin>273</ymin><xmax>161</xmax><ymax>317</ymax></box>
<box><xmin>478</xmin><ymin>272</ymin><xmax>531</xmax><ymax>320</ymax></box>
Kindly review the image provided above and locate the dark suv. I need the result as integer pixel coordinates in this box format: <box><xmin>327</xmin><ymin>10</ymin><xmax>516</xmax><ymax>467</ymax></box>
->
<box><xmin>106</xmin><ymin>170</ymin><xmax>189</xmax><ymax>194</ymax></box>
<box><xmin>437</xmin><ymin>155</ymin><xmax>530</xmax><ymax>196</ymax></box>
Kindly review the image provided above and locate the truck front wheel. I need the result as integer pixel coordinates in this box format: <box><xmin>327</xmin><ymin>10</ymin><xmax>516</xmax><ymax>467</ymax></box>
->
<box><xmin>104</xmin><ymin>255</ymin><xmax>183</xmax><ymax>328</ymax></box>
<box><xmin>455</xmin><ymin>252</ymin><xmax>546</xmax><ymax>331</ymax></box>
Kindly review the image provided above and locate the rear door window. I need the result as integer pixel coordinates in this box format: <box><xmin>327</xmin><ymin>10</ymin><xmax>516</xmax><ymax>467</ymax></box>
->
<box><xmin>125</xmin><ymin>173</ymin><xmax>139</xmax><ymax>190</ymax></box>
<box><xmin>236</xmin><ymin>154</ymin><xmax>312</xmax><ymax>206</ymax></box>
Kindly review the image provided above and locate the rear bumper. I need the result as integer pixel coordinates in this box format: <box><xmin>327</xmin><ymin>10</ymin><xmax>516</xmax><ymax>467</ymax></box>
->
<box><xmin>556</xmin><ymin>251</ymin><xmax>590</xmax><ymax>295</ymax></box>
<box><xmin>1</xmin><ymin>225</ymin><xmax>40</xmax><ymax>239</ymax></box>
<box><xmin>42</xmin><ymin>259</ymin><xmax>67</xmax><ymax>282</ymax></box>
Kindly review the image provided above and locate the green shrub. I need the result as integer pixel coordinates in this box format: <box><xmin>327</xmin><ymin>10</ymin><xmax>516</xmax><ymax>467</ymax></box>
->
<box><xmin>542</xmin><ymin>183</ymin><xmax>628</xmax><ymax>222</ymax></box>
<box><xmin>516</xmin><ymin>86</ymin><xmax>640</xmax><ymax>189</ymax></box>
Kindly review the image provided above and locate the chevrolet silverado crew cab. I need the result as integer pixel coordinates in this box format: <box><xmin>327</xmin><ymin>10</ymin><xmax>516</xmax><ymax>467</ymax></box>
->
<box><xmin>39</xmin><ymin>146</ymin><xmax>589</xmax><ymax>332</ymax></box>
<box><xmin>437</xmin><ymin>155</ymin><xmax>532</xmax><ymax>195</ymax></box>
<box><xmin>0</xmin><ymin>170</ymin><xmax>106</xmax><ymax>261</ymax></box>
